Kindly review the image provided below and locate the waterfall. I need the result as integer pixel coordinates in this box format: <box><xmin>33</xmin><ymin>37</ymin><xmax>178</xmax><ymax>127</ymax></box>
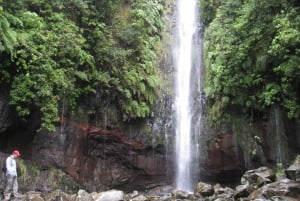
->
<box><xmin>269</xmin><ymin>105</ymin><xmax>288</xmax><ymax>166</ymax></box>
<box><xmin>174</xmin><ymin>0</ymin><xmax>202</xmax><ymax>191</ymax></box>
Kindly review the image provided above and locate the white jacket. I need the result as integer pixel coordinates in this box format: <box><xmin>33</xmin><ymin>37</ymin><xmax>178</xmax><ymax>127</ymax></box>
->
<box><xmin>6</xmin><ymin>155</ymin><xmax>17</xmax><ymax>176</ymax></box>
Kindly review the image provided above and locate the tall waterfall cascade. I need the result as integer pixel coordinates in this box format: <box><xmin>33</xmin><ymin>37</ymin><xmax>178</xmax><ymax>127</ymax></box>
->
<box><xmin>174</xmin><ymin>0</ymin><xmax>203</xmax><ymax>191</ymax></box>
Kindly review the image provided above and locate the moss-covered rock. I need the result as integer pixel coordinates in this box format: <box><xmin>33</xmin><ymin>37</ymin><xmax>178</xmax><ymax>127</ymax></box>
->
<box><xmin>16</xmin><ymin>159</ymin><xmax>80</xmax><ymax>193</ymax></box>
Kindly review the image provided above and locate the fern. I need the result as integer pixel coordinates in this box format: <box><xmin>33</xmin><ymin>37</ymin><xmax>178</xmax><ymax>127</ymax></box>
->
<box><xmin>74</xmin><ymin>71</ymin><xmax>89</xmax><ymax>81</ymax></box>
<box><xmin>0</xmin><ymin>11</ymin><xmax>18</xmax><ymax>55</ymax></box>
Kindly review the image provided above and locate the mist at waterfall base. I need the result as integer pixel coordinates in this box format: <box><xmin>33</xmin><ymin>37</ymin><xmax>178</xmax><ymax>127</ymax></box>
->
<box><xmin>173</xmin><ymin>0</ymin><xmax>203</xmax><ymax>192</ymax></box>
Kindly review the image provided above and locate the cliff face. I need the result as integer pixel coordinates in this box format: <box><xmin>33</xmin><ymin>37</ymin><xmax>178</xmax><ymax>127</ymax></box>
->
<box><xmin>0</xmin><ymin>87</ymin><xmax>174</xmax><ymax>191</ymax></box>
<box><xmin>1</xmin><ymin>2</ymin><xmax>300</xmax><ymax>193</ymax></box>
<box><xmin>1</xmin><ymin>85</ymin><xmax>300</xmax><ymax>192</ymax></box>
<box><xmin>201</xmin><ymin>107</ymin><xmax>300</xmax><ymax>184</ymax></box>
<box><xmin>0</xmin><ymin>94</ymin><xmax>12</xmax><ymax>134</ymax></box>
<box><xmin>0</xmin><ymin>1</ymin><xmax>177</xmax><ymax>191</ymax></box>
<box><xmin>25</xmin><ymin>118</ymin><xmax>174</xmax><ymax>192</ymax></box>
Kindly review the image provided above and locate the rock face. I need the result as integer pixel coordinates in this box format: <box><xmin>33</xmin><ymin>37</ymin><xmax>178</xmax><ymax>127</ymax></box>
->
<box><xmin>202</xmin><ymin>107</ymin><xmax>300</xmax><ymax>184</ymax></box>
<box><xmin>27</xmin><ymin>120</ymin><xmax>174</xmax><ymax>192</ymax></box>
<box><xmin>203</xmin><ymin>131</ymin><xmax>244</xmax><ymax>183</ymax></box>
<box><xmin>0</xmin><ymin>0</ymin><xmax>176</xmax><ymax>193</ymax></box>
<box><xmin>1</xmin><ymin>100</ymin><xmax>300</xmax><ymax>193</ymax></box>
<box><xmin>1</xmin><ymin>91</ymin><xmax>300</xmax><ymax>193</ymax></box>
<box><xmin>0</xmin><ymin>94</ymin><xmax>12</xmax><ymax>134</ymax></box>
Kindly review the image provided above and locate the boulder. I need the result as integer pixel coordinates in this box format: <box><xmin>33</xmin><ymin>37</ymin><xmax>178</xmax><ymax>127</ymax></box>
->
<box><xmin>285</xmin><ymin>155</ymin><xmax>300</xmax><ymax>181</ymax></box>
<box><xmin>247</xmin><ymin>178</ymin><xmax>300</xmax><ymax>200</ymax></box>
<box><xmin>94</xmin><ymin>189</ymin><xmax>124</xmax><ymax>201</ymax></box>
<box><xmin>131</xmin><ymin>194</ymin><xmax>148</xmax><ymax>201</ymax></box>
<box><xmin>27</xmin><ymin>191</ymin><xmax>44</xmax><ymax>201</ymax></box>
<box><xmin>241</xmin><ymin>166</ymin><xmax>275</xmax><ymax>186</ymax></box>
<box><xmin>213</xmin><ymin>183</ymin><xmax>235</xmax><ymax>200</ymax></box>
<box><xmin>75</xmin><ymin>189</ymin><xmax>93</xmax><ymax>201</ymax></box>
<box><xmin>43</xmin><ymin>189</ymin><xmax>76</xmax><ymax>201</ymax></box>
<box><xmin>171</xmin><ymin>189</ymin><xmax>190</xmax><ymax>199</ymax></box>
<box><xmin>235</xmin><ymin>166</ymin><xmax>275</xmax><ymax>199</ymax></box>
<box><xmin>194</xmin><ymin>182</ymin><xmax>214</xmax><ymax>197</ymax></box>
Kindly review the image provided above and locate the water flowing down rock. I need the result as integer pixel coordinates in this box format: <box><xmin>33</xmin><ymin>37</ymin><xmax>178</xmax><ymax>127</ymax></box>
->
<box><xmin>173</xmin><ymin>0</ymin><xmax>203</xmax><ymax>191</ymax></box>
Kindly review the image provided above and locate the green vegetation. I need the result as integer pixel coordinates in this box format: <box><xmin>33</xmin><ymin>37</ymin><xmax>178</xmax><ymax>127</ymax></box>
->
<box><xmin>0</xmin><ymin>0</ymin><xmax>164</xmax><ymax>131</ymax></box>
<box><xmin>275</xmin><ymin>162</ymin><xmax>284</xmax><ymax>179</ymax></box>
<box><xmin>4</xmin><ymin>0</ymin><xmax>298</xmax><ymax>131</ymax></box>
<box><xmin>200</xmin><ymin>0</ymin><xmax>300</xmax><ymax>126</ymax></box>
<box><xmin>17</xmin><ymin>159</ymin><xmax>40</xmax><ymax>185</ymax></box>
<box><xmin>17</xmin><ymin>159</ymin><xmax>80</xmax><ymax>193</ymax></box>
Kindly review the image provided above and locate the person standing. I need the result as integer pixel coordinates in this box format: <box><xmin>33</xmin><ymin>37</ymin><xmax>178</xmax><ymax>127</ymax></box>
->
<box><xmin>3</xmin><ymin>150</ymin><xmax>20</xmax><ymax>200</ymax></box>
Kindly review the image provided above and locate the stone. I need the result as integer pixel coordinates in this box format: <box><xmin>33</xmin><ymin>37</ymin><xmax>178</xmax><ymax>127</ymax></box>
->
<box><xmin>247</xmin><ymin>179</ymin><xmax>300</xmax><ymax>200</ymax></box>
<box><xmin>235</xmin><ymin>166</ymin><xmax>275</xmax><ymax>199</ymax></box>
<box><xmin>213</xmin><ymin>184</ymin><xmax>235</xmax><ymax>200</ymax></box>
<box><xmin>244</xmin><ymin>167</ymin><xmax>274</xmax><ymax>187</ymax></box>
<box><xmin>235</xmin><ymin>183</ymin><xmax>250</xmax><ymax>198</ymax></box>
<box><xmin>171</xmin><ymin>189</ymin><xmax>190</xmax><ymax>199</ymax></box>
<box><xmin>285</xmin><ymin>155</ymin><xmax>300</xmax><ymax>181</ymax></box>
<box><xmin>131</xmin><ymin>194</ymin><xmax>148</xmax><ymax>201</ymax></box>
<box><xmin>26</xmin><ymin>191</ymin><xmax>44</xmax><ymax>201</ymax></box>
<box><xmin>194</xmin><ymin>182</ymin><xmax>214</xmax><ymax>197</ymax></box>
<box><xmin>94</xmin><ymin>189</ymin><xmax>124</xmax><ymax>201</ymax></box>
<box><xmin>75</xmin><ymin>189</ymin><xmax>93</xmax><ymax>201</ymax></box>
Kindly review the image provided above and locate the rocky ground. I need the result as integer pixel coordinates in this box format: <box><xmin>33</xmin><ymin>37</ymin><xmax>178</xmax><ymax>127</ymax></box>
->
<box><xmin>2</xmin><ymin>157</ymin><xmax>300</xmax><ymax>201</ymax></box>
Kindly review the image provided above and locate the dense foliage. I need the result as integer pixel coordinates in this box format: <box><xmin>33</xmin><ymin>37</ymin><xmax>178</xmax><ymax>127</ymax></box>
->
<box><xmin>200</xmin><ymin>0</ymin><xmax>300</xmax><ymax>125</ymax></box>
<box><xmin>0</xmin><ymin>0</ymin><xmax>164</xmax><ymax>131</ymax></box>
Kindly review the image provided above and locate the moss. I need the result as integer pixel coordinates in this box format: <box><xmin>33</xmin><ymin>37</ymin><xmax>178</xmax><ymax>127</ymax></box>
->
<box><xmin>60</xmin><ymin>175</ymin><xmax>81</xmax><ymax>193</ymax></box>
<box><xmin>47</xmin><ymin>168</ymin><xmax>81</xmax><ymax>193</ymax></box>
<box><xmin>16</xmin><ymin>159</ymin><xmax>80</xmax><ymax>193</ymax></box>
<box><xmin>18</xmin><ymin>159</ymin><xmax>40</xmax><ymax>182</ymax></box>
<box><xmin>48</xmin><ymin>167</ymin><xmax>64</xmax><ymax>189</ymax></box>
<box><xmin>142</xmin><ymin>124</ymin><xmax>153</xmax><ymax>136</ymax></box>
<box><xmin>17</xmin><ymin>159</ymin><xmax>42</xmax><ymax>188</ymax></box>
<box><xmin>152</xmin><ymin>133</ymin><xmax>164</xmax><ymax>147</ymax></box>
<box><xmin>276</xmin><ymin>162</ymin><xmax>284</xmax><ymax>180</ymax></box>
<box><xmin>17</xmin><ymin>159</ymin><xmax>29</xmax><ymax>182</ymax></box>
<box><xmin>293</xmin><ymin>155</ymin><xmax>300</xmax><ymax>165</ymax></box>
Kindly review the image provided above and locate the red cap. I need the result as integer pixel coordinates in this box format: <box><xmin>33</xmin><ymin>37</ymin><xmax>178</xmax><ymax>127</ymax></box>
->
<box><xmin>13</xmin><ymin>150</ymin><xmax>20</xmax><ymax>157</ymax></box>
